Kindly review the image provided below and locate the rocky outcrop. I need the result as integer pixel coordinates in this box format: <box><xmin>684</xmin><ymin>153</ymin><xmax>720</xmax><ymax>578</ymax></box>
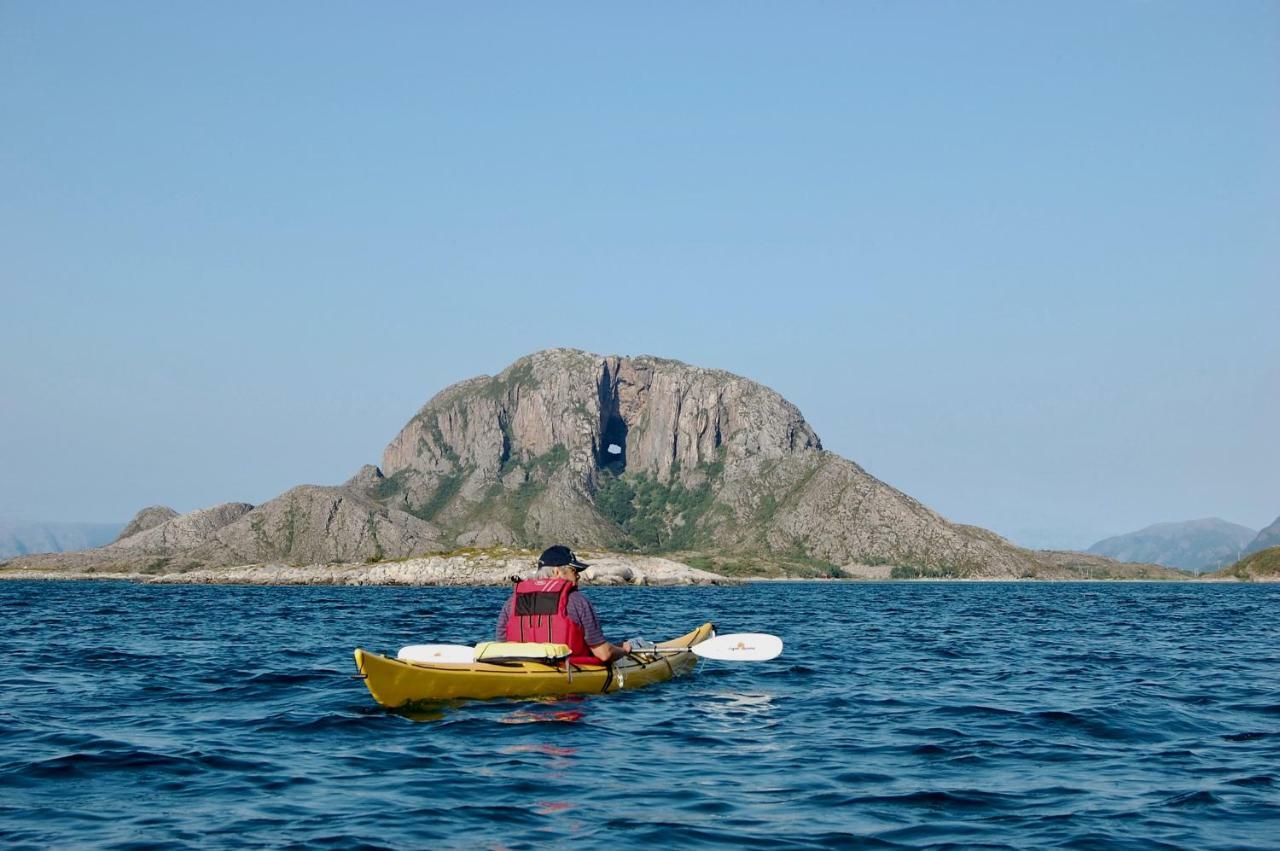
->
<box><xmin>380</xmin><ymin>350</ymin><xmax>818</xmax><ymax>494</ymax></box>
<box><xmin>1088</xmin><ymin>519</ymin><xmax>1257</xmax><ymax>573</ymax></box>
<box><xmin>189</xmin><ymin>486</ymin><xmax>444</xmax><ymax>566</ymax></box>
<box><xmin>144</xmin><ymin>550</ymin><xmax>729</xmax><ymax>586</ymax></box>
<box><xmin>711</xmin><ymin>454</ymin><xmax>1035</xmax><ymax>576</ymax></box>
<box><xmin>108</xmin><ymin>503</ymin><xmax>253</xmax><ymax>555</ymax></box>
<box><xmin>113</xmin><ymin>506</ymin><xmax>179</xmax><ymax>543</ymax></box>
<box><xmin>362</xmin><ymin>349</ymin><xmax>1047</xmax><ymax>575</ymax></box>
<box><xmin>3</xmin><ymin>489</ymin><xmax>444</xmax><ymax>575</ymax></box>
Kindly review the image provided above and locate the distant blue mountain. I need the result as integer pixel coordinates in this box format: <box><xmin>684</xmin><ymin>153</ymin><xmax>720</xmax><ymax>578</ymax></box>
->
<box><xmin>1087</xmin><ymin>518</ymin><xmax>1257</xmax><ymax>574</ymax></box>
<box><xmin>1243</xmin><ymin>515</ymin><xmax>1280</xmax><ymax>557</ymax></box>
<box><xmin>0</xmin><ymin>521</ymin><xmax>124</xmax><ymax>558</ymax></box>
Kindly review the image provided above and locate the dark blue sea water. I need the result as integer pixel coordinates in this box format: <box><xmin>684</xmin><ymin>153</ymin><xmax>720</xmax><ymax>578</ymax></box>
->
<box><xmin>2</xmin><ymin>581</ymin><xmax>1278</xmax><ymax>849</ymax></box>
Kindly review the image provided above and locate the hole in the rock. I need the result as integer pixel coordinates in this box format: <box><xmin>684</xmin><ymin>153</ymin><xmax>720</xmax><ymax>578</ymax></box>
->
<box><xmin>599</xmin><ymin>414</ymin><xmax>628</xmax><ymax>473</ymax></box>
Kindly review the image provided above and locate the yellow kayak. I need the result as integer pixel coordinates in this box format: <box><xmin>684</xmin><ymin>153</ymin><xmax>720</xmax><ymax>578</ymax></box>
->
<box><xmin>354</xmin><ymin>622</ymin><xmax>714</xmax><ymax>707</ymax></box>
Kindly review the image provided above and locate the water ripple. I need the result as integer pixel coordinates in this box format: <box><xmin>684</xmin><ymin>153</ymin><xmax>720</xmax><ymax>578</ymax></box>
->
<box><xmin>1</xmin><ymin>580</ymin><xmax>1278</xmax><ymax>848</ymax></box>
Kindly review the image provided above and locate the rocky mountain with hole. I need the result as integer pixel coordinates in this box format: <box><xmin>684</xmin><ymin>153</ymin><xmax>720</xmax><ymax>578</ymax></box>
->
<box><xmin>0</xmin><ymin>348</ymin><xmax>1186</xmax><ymax>581</ymax></box>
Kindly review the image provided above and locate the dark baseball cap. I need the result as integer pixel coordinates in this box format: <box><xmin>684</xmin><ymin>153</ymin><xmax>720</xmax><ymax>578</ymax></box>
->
<box><xmin>538</xmin><ymin>545</ymin><xmax>590</xmax><ymax>572</ymax></box>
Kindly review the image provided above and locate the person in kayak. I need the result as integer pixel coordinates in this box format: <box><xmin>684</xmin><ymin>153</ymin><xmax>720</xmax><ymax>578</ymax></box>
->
<box><xmin>495</xmin><ymin>545</ymin><xmax>632</xmax><ymax>665</ymax></box>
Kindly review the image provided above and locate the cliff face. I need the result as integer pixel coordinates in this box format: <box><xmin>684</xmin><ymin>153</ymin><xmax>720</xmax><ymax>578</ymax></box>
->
<box><xmin>3</xmin><ymin>348</ymin><xmax>1162</xmax><ymax>579</ymax></box>
<box><xmin>381</xmin><ymin>352</ymin><xmax>819</xmax><ymax>485</ymax></box>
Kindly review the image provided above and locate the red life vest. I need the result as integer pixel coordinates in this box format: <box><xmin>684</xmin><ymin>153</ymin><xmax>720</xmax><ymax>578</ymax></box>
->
<box><xmin>504</xmin><ymin>577</ymin><xmax>599</xmax><ymax>666</ymax></box>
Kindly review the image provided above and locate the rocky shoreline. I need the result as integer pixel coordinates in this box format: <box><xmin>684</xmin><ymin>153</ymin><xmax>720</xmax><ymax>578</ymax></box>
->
<box><xmin>1</xmin><ymin>560</ymin><xmax>1268</xmax><ymax>585</ymax></box>
<box><xmin>0</xmin><ymin>551</ymin><xmax>735</xmax><ymax>587</ymax></box>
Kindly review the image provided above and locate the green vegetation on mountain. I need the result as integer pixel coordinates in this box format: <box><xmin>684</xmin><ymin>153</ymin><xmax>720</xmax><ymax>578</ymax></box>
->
<box><xmin>1243</xmin><ymin>516</ymin><xmax>1280</xmax><ymax>557</ymax></box>
<box><xmin>1209</xmin><ymin>546</ymin><xmax>1280</xmax><ymax>581</ymax></box>
<box><xmin>596</xmin><ymin>468</ymin><xmax>717</xmax><ymax>551</ymax></box>
<box><xmin>415</xmin><ymin>471</ymin><xmax>465</xmax><ymax>522</ymax></box>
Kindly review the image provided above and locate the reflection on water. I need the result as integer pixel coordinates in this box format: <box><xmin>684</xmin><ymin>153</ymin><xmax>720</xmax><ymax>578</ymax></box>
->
<box><xmin>500</xmin><ymin>744</ymin><xmax>576</xmax><ymax>757</ymax></box>
<box><xmin>701</xmin><ymin>691</ymin><xmax>777</xmax><ymax>722</ymax></box>
<box><xmin>499</xmin><ymin>708</ymin><xmax>587</xmax><ymax>725</ymax></box>
<box><xmin>1</xmin><ymin>580</ymin><xmax>1278</xmax><ymax>848</ymax></box>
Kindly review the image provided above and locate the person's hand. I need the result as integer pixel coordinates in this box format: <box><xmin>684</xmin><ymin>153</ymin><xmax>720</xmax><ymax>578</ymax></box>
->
<box><xmin>621</xmin><ymin>641</ymin><xmax>632</xmax><ymax>654</ymax></box>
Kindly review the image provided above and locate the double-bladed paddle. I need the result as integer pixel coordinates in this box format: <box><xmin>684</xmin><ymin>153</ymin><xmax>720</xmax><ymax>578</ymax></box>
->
<box><xmin>685</xmin><ymin>632</ymin><xmax>783</xmax><ymax>661</ymax></box>
<box><xmin>396</xmin><ymin>632</ymin><xmax>783</xmax><ymax>665</ymax></box>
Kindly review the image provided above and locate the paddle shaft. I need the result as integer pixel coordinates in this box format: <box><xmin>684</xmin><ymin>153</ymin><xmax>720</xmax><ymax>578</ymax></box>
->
<box><xmin>635</xmin><ymin>633</ymin><xmax>783</xmax><ymax>662</ymax></box>
<box><xmin>398</xmin><ymin>633</ymin><xmax>783</xmax><ymax>664</ymax></box>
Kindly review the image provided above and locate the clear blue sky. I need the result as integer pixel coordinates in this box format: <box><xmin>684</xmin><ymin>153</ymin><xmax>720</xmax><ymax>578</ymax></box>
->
<box><xmin>2</xmin><ymin>2</ymin><xmax>1277</xmax><ymax>548</ymax></box>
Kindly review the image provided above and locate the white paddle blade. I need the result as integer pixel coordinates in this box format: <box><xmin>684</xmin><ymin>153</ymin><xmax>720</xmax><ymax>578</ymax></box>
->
<box><xmin>691</xmin><ymin>633</ymin><xmax>783</xmax><ymax>662</ymax></box>
<box><xmin>397</xmin><ymin>644</ymin><xmax>475</xmax><ymax>664</ymax></box>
